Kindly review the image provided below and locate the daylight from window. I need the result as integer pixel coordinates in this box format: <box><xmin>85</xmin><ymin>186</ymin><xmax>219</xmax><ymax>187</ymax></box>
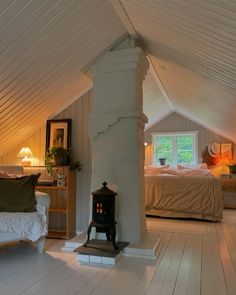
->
<box><xmin>153</xmin><ymin>132</ymin><xmax>197</xmax><ymax>166</ymax></box>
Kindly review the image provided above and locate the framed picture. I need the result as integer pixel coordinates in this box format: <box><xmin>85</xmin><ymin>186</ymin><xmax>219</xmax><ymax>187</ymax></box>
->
<box><xmin>46</xmin><ymin>119</ymin><xmax>72</xmax><ymax>152</ymax></box>
<box><xmin>221</xmin><ymin>143</ymin><xmax>232</xmax><ymax>160</ymax></box>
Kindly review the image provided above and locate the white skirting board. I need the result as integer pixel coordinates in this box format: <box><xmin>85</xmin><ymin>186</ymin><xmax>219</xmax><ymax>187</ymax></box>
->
<box><xmin>61</xmin><ymin>231</ymin><xmax>85</xmax><ymax>251</ymax></box>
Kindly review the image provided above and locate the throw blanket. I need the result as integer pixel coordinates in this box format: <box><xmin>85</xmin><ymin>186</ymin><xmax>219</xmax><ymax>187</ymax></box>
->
<box><xmin>0</xmin><ymin>204</ymin><xmax>47</xmax><ymax>242</ymax></box>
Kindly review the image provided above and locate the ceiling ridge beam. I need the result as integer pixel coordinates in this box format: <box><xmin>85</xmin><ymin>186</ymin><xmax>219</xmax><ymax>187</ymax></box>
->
<box><xmin>109</xmin><ymin>0</ymin><xmax>138</xmax><ymax>39</ymax></box>
<box><xmin>147</xmin><ymin>55</ymin><xmax>174</xmax><ymax>110</ymax></box>
<box><xmin>109</xmin><ymin>0</ymin><xmax>174</xmax><ymax>110</ymax></box>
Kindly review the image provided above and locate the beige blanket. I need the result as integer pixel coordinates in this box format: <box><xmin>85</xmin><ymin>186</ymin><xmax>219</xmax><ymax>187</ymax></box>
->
<box><xmin>145</xmin><ymin>175</ymin><xmax>223</xmax><ymax>221</ymax></box>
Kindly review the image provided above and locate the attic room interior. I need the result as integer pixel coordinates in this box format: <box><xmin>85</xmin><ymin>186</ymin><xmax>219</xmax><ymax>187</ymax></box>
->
<box><xmin>0</xmin><ymin>0</ymin><xmax>236</xmax><ymax>294</ymax></box>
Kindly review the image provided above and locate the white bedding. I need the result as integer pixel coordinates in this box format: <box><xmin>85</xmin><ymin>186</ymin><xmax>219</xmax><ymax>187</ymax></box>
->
<box><xmin>145</xmin><ymin>174</ymin><xmax>223</xmax><ymax>221</ymax></box>
<box><xmin>0</xmin><ymin>203</ymin><xmax>47</xmax><ymax>242</ymax></box>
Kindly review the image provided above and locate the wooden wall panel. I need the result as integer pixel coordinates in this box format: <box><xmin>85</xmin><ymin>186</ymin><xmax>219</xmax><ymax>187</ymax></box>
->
<box><xmin>54</xmin><ymin>90</ymin><xmax>92</xmax><ymax>232</ymax></box>
<box><xmin>1</xmin><ymin>126</ymin><xmax>46</xmax><ymax>166</ymax></box>
<box><xmin>1</xmin><ymin>90</ymin><xmax>92</xmax><ymax>232</ymax></box>
<box><xmin>145</xmin><ymin>112</ymin><xmax>235</xmax><ymax>166</ymax></box>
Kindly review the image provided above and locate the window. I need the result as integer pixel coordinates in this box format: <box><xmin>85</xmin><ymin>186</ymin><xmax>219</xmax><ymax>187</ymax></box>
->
<box><xmin>152</xmin><ymin>132</ymin><xmax>198</xmax><ymax>166</ymax></box>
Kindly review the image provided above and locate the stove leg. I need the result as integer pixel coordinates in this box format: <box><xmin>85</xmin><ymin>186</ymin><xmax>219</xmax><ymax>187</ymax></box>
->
<box><xmin>110</xmin><ymin>225</ymin><xmax>119</xmax><ymax>250</ymax></box>
<box><xmin>84</xmin><ymin>223</ymin><xmax>92</xmax><ymax>247</ymax></box>
<box><xmin>105</xmin><ymin>228</ymin><xmax>111</xmax><ymax>241</ymax></box>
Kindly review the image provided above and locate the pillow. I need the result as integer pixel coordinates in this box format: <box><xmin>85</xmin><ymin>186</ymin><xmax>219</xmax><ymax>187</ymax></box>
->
<box><xmin>177</xmin><ymin>163</ymin><xmax>208</xmax><ymax>170</ymax></box>
<box><xmin>145</xmin><ymin>165</ymin><xmax>169</xmax><ymax>176</ymax></box>
<box><xmin>160</xmin><ymin>168</ymin><xmax>212</xmax><ymax>177</ymax></box>
<box><xmin>0</xmin><ymin>171</ymin><xmax>11</xmax><ymax>178</ymax></box>
<box><xmin>8</xmin><ymin>174</ymin><xmax>25</xmax><ymax>178</ymax></box>
<box><xmin>159</xmin><ymin>168</ymin><xmax>180</xmax><ymax>175</ymax></box>
<box><xmin>0</xmin><ymin>173</ymin><xmax>40</xmax><ymax>212</ymax></box>
<box><xmin>0</xmin><ymin>171</ymin><xmax>25</xmax><ymax>178</ymax></box>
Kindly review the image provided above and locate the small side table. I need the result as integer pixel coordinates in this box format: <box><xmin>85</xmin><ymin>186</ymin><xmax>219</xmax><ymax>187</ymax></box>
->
<box><xmin>220</xmin><ymin>174</ymin><xmax>236</xmax><ymax>208</ymax></box>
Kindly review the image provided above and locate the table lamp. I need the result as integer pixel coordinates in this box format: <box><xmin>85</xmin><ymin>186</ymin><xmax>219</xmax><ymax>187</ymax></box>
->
<box><xmin>17</xmin><ymin>147</ymin><xmax>33</xmax><ymax>166</ymax></box>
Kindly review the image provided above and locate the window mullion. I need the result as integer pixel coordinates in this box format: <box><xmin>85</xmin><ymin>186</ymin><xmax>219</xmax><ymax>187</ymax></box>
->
<box><xmin>173</xmin><ymin>135</ymin><xmax>176</xmax><ymax>166</ymax></box>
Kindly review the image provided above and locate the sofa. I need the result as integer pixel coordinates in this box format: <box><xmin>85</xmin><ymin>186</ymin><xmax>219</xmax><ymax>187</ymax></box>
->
<box><xmin>0</xmin><ymin>166</ymin><xmax>50</xmax><ymax>253</ymax></box>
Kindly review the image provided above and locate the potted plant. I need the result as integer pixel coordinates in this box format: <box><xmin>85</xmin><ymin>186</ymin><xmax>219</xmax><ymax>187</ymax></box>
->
<box><xmin>159</xmin><ymin>158</ymin><xmax>167</xmax><ymax>165</ymax></box>
<box><xmin>45</xmin><ymin>147</ymin><xmax>82</xmax><ymax>178</ymax></box>
<box><xmin>49</xmin><ymin>147</ymin><xmax>71</xmax><ymax>166</ymax></box>
<box><xmin>229</xmin><ymin>164</ymin><xmax>236</xmax><ymax>174</ymax></box>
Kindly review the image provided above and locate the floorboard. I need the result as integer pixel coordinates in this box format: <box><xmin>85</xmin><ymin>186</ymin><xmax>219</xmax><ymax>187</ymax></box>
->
<box><xmin>1</xmin><ymin>210</ymin><xmax>236</xmax><ymax>295</ymax></box>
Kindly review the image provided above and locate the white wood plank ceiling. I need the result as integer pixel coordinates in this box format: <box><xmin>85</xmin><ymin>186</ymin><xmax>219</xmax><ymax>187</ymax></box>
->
<box><xmin>0</xmin><ymin>0</ymin><xmax>126</xmax><ymax>155</ymax></box>
<box><xmin>120</xmin><ymin>0</ymin><xmax>236</xmax><ymax>142</ymax></box>
<box><xmin>1</xmin><ymin>0</ymin><xmax>236</xmax><ymax>155</ymax></box>
<box><xmin>143</xmin><ymin>70</ymin><xmax>171</xmax><ymax>128</ymax></box>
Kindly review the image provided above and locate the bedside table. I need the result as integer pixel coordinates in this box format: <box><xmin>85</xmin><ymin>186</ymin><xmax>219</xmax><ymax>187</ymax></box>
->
<box><xmin>220</xmin><ymin>174</ymin><xmax>236</xmax><ymax>208</ymax></box>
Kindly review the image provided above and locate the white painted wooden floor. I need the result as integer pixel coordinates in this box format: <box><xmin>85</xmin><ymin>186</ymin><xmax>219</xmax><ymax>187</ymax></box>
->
<box><xmin>1</xmin><ymin>210</ymin><xmax>236</xmax><ymax>295</ymax></box>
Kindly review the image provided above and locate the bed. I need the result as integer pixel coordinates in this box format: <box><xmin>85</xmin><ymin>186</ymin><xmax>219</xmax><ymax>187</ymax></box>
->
<box><xmin>145</xmin><ymin>166</ymin><xmax>223</xmax><ymax>221</ymax></box>
<box><xmin>0</xmin><ymin>166</ymin><xmax>50</xmax><ymax>253</ymax></box>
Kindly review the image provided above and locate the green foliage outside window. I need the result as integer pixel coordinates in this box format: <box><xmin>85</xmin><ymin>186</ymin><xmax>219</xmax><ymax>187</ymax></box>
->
<box><xmin>176</xmin><ymin>135</ymin><xmax>194</xmax><ymax>164</ymax></box>
<box><xmin>154</xmin><ymin>136</ymin><xmax>173</xmax><ymax>165</ymax></box>
<box><xmin>153</xmin><ymin>134</ymin><xmax>195</xmax><ymax>166</ymax></box>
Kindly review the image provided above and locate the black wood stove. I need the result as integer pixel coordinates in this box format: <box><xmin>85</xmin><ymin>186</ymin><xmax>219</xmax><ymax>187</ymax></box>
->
<box><xmin>84</xmin><ymin>182</ymin><xmax>119</xmax><ymax>250</ymax></box>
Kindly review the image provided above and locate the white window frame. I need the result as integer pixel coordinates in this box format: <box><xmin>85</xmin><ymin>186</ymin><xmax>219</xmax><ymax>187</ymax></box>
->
<box><xmin>152</xmin><ymin>131</ymin><xmax>198</xmax><ymax>166</ymax></box>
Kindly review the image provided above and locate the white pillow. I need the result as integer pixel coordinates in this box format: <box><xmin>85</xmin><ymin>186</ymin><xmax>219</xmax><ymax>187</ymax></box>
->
<box><xmin>177</xmin><ymin>163</ymin><xmax>208</xmax><ymax>170</ymax></box>
<box><xmin>161</xmin><ymin>167</ymin><xmax>212</xmax><ymax>176</ymax></box>
<box><xmin>0</xmin><ymin>171</ymin><xmax>25</xmax><ymax>178</ymax></box>
<box><xmin>0</xmin><ymin>171</ymin><xmax>11</xmax><ymax>178</ymax></box>
<box><xmin>145</xmin><ymin>165</ymin><xmax>169</xmax><ymax>176</ymax></box>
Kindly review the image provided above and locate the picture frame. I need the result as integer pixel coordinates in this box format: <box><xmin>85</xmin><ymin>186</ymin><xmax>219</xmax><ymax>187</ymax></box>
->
<box><xmin>220</xmin><ymin>143</ymin><xmax>232</xmax><ymax>160</ymax></box>
<box><xmin>46</xmin><ymin>119</ymin><xmax>72</xmax><ymax>152</ymax></box>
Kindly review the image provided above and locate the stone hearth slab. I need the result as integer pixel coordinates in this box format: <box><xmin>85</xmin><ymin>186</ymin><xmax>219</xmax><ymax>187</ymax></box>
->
<box><xmin>74</xmin><ymin>239</ymin><xmax>128</xmax><ymax>265</ymax></box>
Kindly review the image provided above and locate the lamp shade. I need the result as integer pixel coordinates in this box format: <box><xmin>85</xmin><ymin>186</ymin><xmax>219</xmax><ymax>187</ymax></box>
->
<box><xmin>17</xmin><ymin>147</ymin><xmax>33</xmax><ymax>166</ymax></box>
<box><xmin>17</xmin><ymin>147</ymin><xmax>33</xmax><ymax>158</ymax></box>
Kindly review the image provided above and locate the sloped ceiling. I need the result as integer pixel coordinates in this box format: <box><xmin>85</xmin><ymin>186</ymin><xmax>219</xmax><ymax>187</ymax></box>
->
<box><xmin>120</xmin><ymin>0</ymin><xmax>236</xmax><ymax>142</ymax></box>
<box><xmin>1</xmin><ymin>0</ymin><xmax>236</xmax><ymax>155</ymax></box>
<box><xmin>0</xmin><ymin>0</ymin><xmax>126</xmax><ymax>156</ymax></box>
<box><xmin>143</xmin><ymin>70</ymin><xmax>171</xmax><ymax>128</ymax></box>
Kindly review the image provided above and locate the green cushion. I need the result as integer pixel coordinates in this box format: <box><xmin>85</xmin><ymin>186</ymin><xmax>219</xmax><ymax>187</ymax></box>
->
<box><xmin>0</xmin><ymin>174</ymin><xmax>40</xmax><ymax>212</ymax></box>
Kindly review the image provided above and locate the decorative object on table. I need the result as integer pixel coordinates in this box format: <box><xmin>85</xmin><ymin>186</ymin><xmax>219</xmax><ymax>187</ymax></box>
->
<box><xmin>46</xmin><ymin>119</ymin><xmax>72</xmax><ymax>151</ymax></box>
<box><xmin>45</xmin><ymin>147</ymin><xmax>82</xmax><ymax>178</ymax></box>
<box><xmin>221</xmin><ymin>143</ymin><xmax>232</xmax><ymax>160</ymax></box>
<box><xmin>17</xmin><ymin>147</ymin><xmax>33</xmax><ymax>166</ymax></box>
<box><xmin>228</xmin><ymin>164</ymin><xmax>236</xmax><ymax>174</ymax></box>
<box><xmin>47</xmin><ymin>147</ymin><xmax>71</xmax><ymax>166</ymax></box>
<box><xmin>159</xmin><ymin>158</ymin><xmax>167</xmax><ymax>165</ymax></box>
<box><xmin>57</xmin><ymin>173</ymin><xmax>66</xmax><ymax>187</ymax></box>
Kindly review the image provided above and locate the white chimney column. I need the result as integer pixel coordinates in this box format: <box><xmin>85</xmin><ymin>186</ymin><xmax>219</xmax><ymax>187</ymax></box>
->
<box><xmin>90</xmin><ymin>43</ymin><xmax>149</xmax><ymax>243</ymax></box>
